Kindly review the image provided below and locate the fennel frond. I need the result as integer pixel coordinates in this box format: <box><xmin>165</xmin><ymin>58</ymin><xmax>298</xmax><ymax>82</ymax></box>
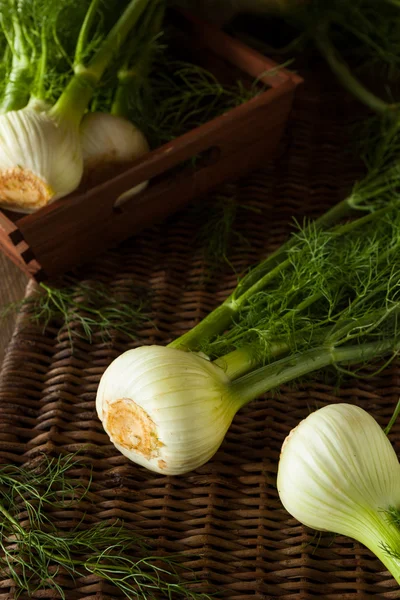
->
<box><xmin>0</xmin><ymin>454</ymin><xmax>212</xmax><ymax>599</ymax></box>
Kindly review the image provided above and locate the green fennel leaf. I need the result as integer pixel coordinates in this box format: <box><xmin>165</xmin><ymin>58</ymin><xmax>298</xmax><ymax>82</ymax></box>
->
<box><xmin>0</xmin><ymin>454</ymin><xmax>213</xmax><ymax>599</ymax></box>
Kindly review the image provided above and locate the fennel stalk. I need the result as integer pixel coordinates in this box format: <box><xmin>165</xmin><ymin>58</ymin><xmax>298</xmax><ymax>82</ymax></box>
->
<box><xmin>169</xmin><ymin>152</ymin><xmax>400</xmax><ymax>356</ymax></box>
<box><xmin>224</xmin><ymin>0</ymin><xmax>400</xmax><ymax>117</ymax></box>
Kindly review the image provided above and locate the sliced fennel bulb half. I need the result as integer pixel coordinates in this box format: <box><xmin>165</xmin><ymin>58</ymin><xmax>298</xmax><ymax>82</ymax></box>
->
<box><xmin>277</xmin><ymin>404</ymin><xmax>400</xmax><ymax>584</ymax></box>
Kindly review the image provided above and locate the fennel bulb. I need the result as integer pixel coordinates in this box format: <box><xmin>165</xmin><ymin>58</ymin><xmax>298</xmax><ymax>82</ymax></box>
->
<box><xmin>80</xmin><ymin>112</ymin><xmax>150</xmax><ymax>203</ymax></box>
<box><xmin>96</xmin><ymin>344</ymin><xmax>400</xmax><ymax>476</ymax></box>
<box><xmin>0</xmin><ymin>102</ymin><xmax>83</xmax><ymax>213</ymax></box>
<box><xmin>96</xmin><ymin>345</ymin><xmax>240</xmax><ymax>475</ymax></box>
<box><xmin>0</xmin><ymin>0</ymin><xmax>152</xmax><ymax>213</ymax></box>
<box><xmin>80</xmin><ymin>112</ymin><xmax>149</xmax><ymax>169</ymax></box>
<box><xmin>277</xmin><ymin>404</ymin><xmax>400</xmax><ymax>583</ymax></box>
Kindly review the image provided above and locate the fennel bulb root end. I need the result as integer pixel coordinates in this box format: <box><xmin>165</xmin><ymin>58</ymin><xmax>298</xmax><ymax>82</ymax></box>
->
<box><xmin>103</xmin><ymin>397</ymin><xmax>164</xmax><ymax>463</ymax></box>
<box><xmin>96</xmin><ymin>345</ymin><xmax>239</xmax><ymax>475</ymax></box>
<box><xmin>0</xmin><ymin>166</ymin><xmax>54</xmax><ymax>213</ymax></box>
<box><xmin>0</xmin><ymin>105</ymin><xmax>83</xmax><ymax>213</ymax></box>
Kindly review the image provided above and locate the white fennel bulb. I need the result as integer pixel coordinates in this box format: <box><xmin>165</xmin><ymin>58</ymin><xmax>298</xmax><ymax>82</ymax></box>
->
<box><xmin>80</xmin><ymin>112</ymin><xmax>149</xmax><ymax>204</ymax></box>
<box><xmin>80</xmin><ymin>112</ymin><xmax>149</xmax><ymax>167</ymax></box>
<box><xmin>96</xmin><ymin>345</ymin><xmax>240</xmax><ymax>475</ymax></box>
<box><xmin>0</xmin><ymin>102</ymin><xmax>83</xmax><ymax>213</ymax></box>
<box><xmin>277</xmin><ymin>403</ymin><xmax>400</xmax><ymax>584</ymax></box>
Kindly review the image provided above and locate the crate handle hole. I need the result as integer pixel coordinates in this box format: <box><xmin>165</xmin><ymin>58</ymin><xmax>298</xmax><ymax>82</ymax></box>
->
<box><xmin>196</xmin><ymin>145</ymin><xmax>221</xmax><ymax>167</ymax></box>
<box><xmin>113</xmin><ymin>145</ymin><xmax>222</xmax><ymax>212</ymax></box>
<box><xmin>114</xmin><ymin>181</ymin><xmax>149</xmax><ymax>212</ymax></box>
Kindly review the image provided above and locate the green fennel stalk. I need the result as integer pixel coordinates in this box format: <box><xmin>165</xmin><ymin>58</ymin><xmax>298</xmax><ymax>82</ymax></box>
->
<box><xmin>169</xmin><ymin>156</ymin><xmax>400</xmax><ymax>354</ymax></box>
<box><xmin>162</xmin><ymin>113</ymin><xmax>400</xmax><ymax>394</ymax></box>
<box><xmin>211</xmin><ymin>206</ymin><xmax>400</xmax><ymax>368</ymax></box>
<box><xmin>311</xmin><ymin>10</ymin><xmax>400</xmax><ymax>118</ymax></box>
<box><xmin>228</xmin><ymin>0</ymin><xmax>400</xmax><ymax>117</ymax></box>
<box><xmin>311</xmin><ymin>1</ymin><xmax>400</xmax><ymax>116</ymax></box>
<box><xmin>229</xmin><ymin>339</ymin><xmax>399</xmax><ymax>407</ymax></box>
<box><xmin>52</xmin><ymin>0</ymin><xmax>152</xmax><ymax>125</ymax></box>
<box><xmin>111</xmin><ymin>0</ymin><xmax>165</xmax><ymax>121</ymax></box>
<box><xmin>0</xmin><ymin>1</ymin><xmax>32</xmax><ymax>112</ymax></box>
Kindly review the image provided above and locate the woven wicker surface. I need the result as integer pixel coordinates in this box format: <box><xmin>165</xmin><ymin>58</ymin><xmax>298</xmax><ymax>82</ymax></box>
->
<box><xmin>1</xmin><ymin>67</ymin><xmax>399</xmax><ymax>599</ymax></box>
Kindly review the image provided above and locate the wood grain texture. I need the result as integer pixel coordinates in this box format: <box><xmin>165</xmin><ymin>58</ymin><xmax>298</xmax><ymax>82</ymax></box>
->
<box><xmin>0</xmin><ymin>254</ymin><xmax>28</xmax><ymax>366</ymax></box>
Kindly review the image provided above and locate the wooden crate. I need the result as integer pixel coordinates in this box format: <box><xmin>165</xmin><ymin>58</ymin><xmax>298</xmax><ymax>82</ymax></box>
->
<box><xmin>0</xmin><ymin>11</ymin><xmax>302</xmax><ymax>281</ymax></box>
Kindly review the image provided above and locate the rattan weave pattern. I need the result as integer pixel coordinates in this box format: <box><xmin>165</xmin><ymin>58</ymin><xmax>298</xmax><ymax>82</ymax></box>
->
<box><xmin>1</xmin><ymin>70</ymin><xmax>399</xmax><ymax>599</ymax></box>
